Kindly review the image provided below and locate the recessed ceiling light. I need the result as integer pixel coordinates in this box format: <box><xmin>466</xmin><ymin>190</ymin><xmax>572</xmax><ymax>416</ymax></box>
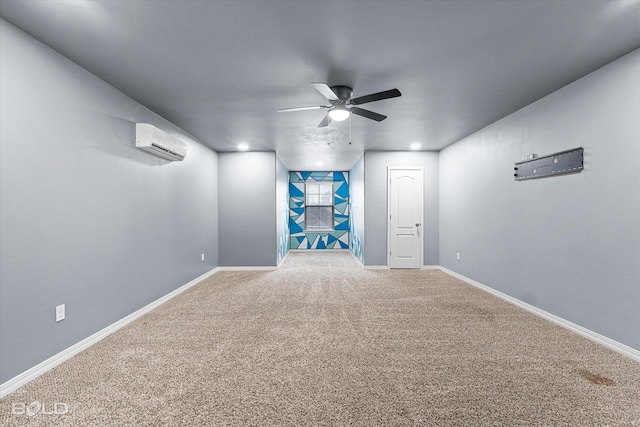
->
<box><xmin>238</xmin><ymin>143</ymin><xmax>249</xmax><ymax>151</ymax></box>
<box><xmin>410</xmin><ymin>143</ymin><xmax>421</xmax><ymax>150</ymax></box>
<box><xmin>315</xmin><ymin>161</ymin><xmax>323</xmax><ymax>166</ymax></box>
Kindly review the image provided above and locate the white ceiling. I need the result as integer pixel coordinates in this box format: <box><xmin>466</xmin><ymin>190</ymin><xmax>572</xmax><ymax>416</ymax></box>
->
<box><xmin>1</xmin><ymin>0</ymin><xmax>639</xmax><ymax>171</ymax></box>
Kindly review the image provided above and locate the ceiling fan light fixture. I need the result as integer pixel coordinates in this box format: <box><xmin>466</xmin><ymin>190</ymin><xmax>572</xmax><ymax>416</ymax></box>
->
<box><xmin>328</xmin><ymin>105</ymin><xmax>350</xmax><ymax>121</ymax></box>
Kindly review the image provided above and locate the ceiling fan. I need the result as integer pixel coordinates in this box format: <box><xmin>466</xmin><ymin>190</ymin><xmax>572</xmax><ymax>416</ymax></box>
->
<box><xmin>277</xmin><ymin>83</ymin><xmax>401</xmax><ymax>127</ymax></box>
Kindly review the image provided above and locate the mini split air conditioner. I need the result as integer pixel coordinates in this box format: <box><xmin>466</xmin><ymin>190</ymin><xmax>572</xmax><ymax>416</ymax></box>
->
<box><xmin>135</xmin><ymin>123</ymin><xmax>187</xmax><ymax>161</ymax></box>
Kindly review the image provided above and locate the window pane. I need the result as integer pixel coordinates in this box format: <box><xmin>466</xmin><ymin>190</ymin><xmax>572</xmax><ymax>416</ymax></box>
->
<box><xmin>319</xmin><ymin>206</ymin><xmax>332</xmax><ymax>226</ymax></box>
<box><xmin>319</xmin><ymin>183</ymin><xmax>333</xmax><ymax>195</ymax></box>
<box><xmin>307</xmin><ymin>183</ymin><xmax>318</xmax><ymax>194</ymax></box>
<box><xmin>307</xmin><ymin>194</ymin><xmax>319</xmax><ymax>205</ymax></box>
<box><xmin>319</xmin><ymin>194</ymin><xmax>332</xmax><ymax>205</ymax></box>
<box><xmin>306</xmin><ymin>206</ymin><xmax>333</xmax><ymax>230</ymax></box>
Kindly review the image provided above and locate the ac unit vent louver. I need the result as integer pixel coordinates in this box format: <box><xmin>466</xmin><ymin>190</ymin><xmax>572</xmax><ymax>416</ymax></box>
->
<box><xmin>135</xmin><ymin>123</ymin><xmax>187</xmax><ymax>161</ymax></box>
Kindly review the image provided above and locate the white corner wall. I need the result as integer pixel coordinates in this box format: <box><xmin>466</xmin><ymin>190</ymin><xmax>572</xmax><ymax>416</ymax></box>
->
<box><xmin>439</xmin><ymin>49</ymin><xmax>640</xmax><ymax>350</ymax></box>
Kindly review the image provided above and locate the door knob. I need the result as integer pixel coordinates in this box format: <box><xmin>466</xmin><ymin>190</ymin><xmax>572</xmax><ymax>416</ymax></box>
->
<box><xmin>416</xmin><ymin>223</ymin><xmax>421</xmax><ymax>227</ymax></box>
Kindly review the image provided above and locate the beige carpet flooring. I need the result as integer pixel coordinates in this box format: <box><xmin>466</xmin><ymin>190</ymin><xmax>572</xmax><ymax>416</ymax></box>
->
<box><xmin>2</xmin><ymin>251</ymin><xmax>640</xmax><ymax>426</ymax></box>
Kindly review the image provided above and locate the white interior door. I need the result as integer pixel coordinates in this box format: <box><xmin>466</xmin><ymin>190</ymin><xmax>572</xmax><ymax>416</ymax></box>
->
<box><xmin>388</xmin><ymin>168</ymin><xmax>423</xmax><ymax>268</ymax></box>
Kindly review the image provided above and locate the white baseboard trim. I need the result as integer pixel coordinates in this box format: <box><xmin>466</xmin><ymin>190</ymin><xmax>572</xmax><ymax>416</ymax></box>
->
<box><xmin>217</xmin><ymin>266</ymin><xmax>277</xmax><ymax>271</ymax></box>
<box><xmin>277</xmin><ymin>250</ymin><xmax>291</xmax><ymax>268</ymax></box>
<box><xmin>365</xmin><ymin>265</ymin><xmax>390</xmax><ymax>270</ymax></box>
<box><xmin>439</xmin><ymin>266</ymin><xmax>640</xmax><ymax>363</ymax></box>
<box><xmin>0</xmin><ymin>267</ymin><xmax>220</xmax><ymax>399</ymax></box>
<box><xmin>422</xmin><ymin>265</ymin><xmax>440</xmax><ymax>270</ymax></box>
<box><xmin>350</xmin><ymin>251</ymin><xmax>365</xmax><ymax>269</ymax></box>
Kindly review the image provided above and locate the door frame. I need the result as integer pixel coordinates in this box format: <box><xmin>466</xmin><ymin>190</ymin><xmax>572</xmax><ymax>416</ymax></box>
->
<box><xmin>387</xmin><ymin>167</ymin><xmax>424</xmax><ymax>269</ymax></box>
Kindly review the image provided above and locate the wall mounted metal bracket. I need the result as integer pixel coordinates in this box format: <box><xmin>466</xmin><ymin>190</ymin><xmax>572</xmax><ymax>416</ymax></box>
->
<box><xmin>514</xmin><ymin>147</ymin><xmax>583</xmax><ymax>181</ymax></box>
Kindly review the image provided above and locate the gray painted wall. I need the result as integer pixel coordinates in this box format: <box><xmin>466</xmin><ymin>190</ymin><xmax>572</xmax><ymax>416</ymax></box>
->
<box><xmin>439</xmin><ymin>49</ymin><xmax>640</xmax><ymax>350</ymax></box>
<box><xmin>218</xmin><ymin>152</ymin><xmax>277</xmax><ymax>267</ymax></box>
<box><xmin>0</xmin><ymin>20</ymin><xmax>219</xmax><ymax>383</ymax></box>
<box><xmin>349</xmin><ymin>155</ymin><xmax>365</xmax><ymax>263</ymax></box>
<box><xmin>364</xmin><ymin>152</ymin><xmax>439</xmax><ymax>266</ymax></box>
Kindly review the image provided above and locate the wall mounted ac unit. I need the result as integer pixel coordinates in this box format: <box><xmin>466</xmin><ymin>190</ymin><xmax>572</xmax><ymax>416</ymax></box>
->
<box><xmin>135</xmin><ymin>123</ymin><xmax>187</xmax><ymax>161</ymax></box>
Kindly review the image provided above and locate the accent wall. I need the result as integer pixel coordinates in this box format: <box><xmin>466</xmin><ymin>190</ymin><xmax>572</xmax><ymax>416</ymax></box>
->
<box><xmin>349</xmin><ymin>156</ymin><xmax>365</xmax><ymax>263</ymax></box>
<box><xmin>289</xmin><ymin>171</ymin><xmax>350</xmax><ymax>250</ymax></box>
<box><xmin>276</xmin><ymin>156</ymin><xmax>290</xmax><ymax>264</ymax></box>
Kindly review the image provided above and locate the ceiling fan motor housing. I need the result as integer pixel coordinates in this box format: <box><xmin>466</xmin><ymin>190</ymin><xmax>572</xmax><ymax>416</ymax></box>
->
<box><xmin>330</xmin><ymin>85</ymin><xmax>353</xmax><ymax>103</ymax></box>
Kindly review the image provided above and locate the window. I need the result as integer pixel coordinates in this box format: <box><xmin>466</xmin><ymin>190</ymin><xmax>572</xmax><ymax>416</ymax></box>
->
<box><xmin>305</xmin><ymin>182</ymin><xmax>333</xmax><ymax>231</ymax></box>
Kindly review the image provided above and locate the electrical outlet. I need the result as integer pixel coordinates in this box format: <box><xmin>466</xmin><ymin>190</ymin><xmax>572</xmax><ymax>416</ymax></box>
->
<box><xmin>201</xmin><ymin>253</ymin><xmax>205</xmax><ymax>262</ymax></box>
<box><xmin>56</xmin><ymin>304</ymin><xmax>65</xmax><ymax>322</ymax></box>
<box><xmin>456</xmin><ymin>252</ymin><xmax>460</xmax><ymax>261</ymax></box>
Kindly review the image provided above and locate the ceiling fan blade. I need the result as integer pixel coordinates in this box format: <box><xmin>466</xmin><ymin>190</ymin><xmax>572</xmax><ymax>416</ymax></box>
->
<box><xmin>311</xmin><ymin>82</ymin><xmax>339</xmax><ymax>101</ymax></box>
<box><xmin>277</xmin><ymin>105</ymin><xmax>325</xmax><ymax>113</ymax></box>
<box><xmin>349</xmin><ymin>88</ymin><xmax>401</xmax><ymax>105</ymax></box>
<box><xmin>318</xmin><ymin>114</ymin><xmax>332</xmax><ymax>128</ymax></box>
<box><xmin>350</xmin><ymin>107</ymin><xmax>387</xmax><ymax>122</ymax></box>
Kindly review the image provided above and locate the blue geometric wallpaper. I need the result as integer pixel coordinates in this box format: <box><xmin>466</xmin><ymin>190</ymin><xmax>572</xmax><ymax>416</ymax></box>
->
<box><xmin>278</xmin><ymin>184</ymin><xmax>290</xmax><ymax>265</ymax></box>
<box><xmin>289</xmin><ymin>171</ymin><xmax>349</xmax><ymax>250</ymax></box>
<box><xmin>349</xmin><ymin>205</ymin><xmax>363</xmax><ymax>263</ymax></box>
